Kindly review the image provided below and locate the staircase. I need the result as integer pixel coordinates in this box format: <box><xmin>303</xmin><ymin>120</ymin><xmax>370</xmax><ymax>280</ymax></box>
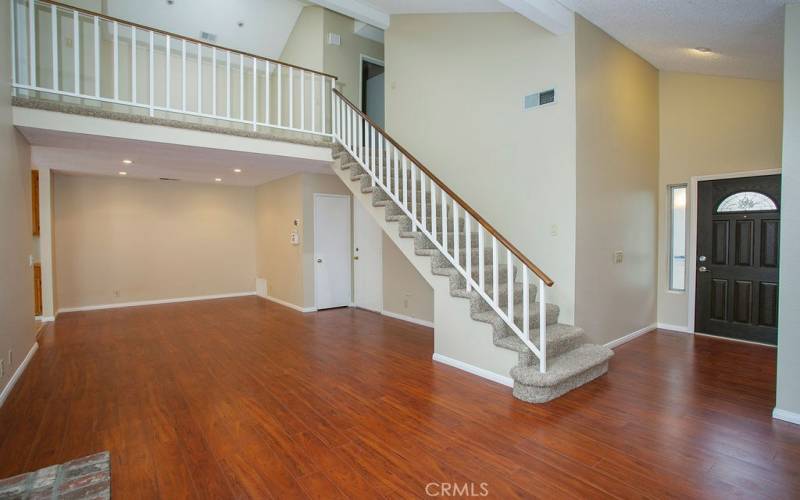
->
<box><xmin>331</xmin><ymin>91</ymin><xmax>613</xmax><ymax>403</ymax></box>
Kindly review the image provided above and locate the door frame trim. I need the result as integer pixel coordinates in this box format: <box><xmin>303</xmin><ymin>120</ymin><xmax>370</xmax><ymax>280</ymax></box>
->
<box><xmin>687</xmin><ymin>168</ymin><xmax>782</xmax><ymax>334</ymax></box>
<box><xmin>313</xmin><ymin>193</ymin><xmax>353</xmax><ymax>311</ymax></box>
<box><xmin>358</xmin><ymin>53</ymin><xmax>385</xmax><ymax>114</ymax></box>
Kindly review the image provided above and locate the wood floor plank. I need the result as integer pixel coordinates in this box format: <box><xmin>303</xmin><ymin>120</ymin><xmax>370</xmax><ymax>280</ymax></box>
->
<box><xmin>0</xmin><ymin>297</ymin><xmax>798</xmax><ymax>498</ymax></box>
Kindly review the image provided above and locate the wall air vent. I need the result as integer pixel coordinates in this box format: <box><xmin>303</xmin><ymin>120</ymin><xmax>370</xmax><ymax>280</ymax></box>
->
<box><xmin>524</xmin><ymin>88</ymin><xmax>556</xmax><ymax>110</ymax></box>
<box><xmin>200</xmin><ymin>32</ymin><xmax>217</xmax><ymax>43</ymax></box>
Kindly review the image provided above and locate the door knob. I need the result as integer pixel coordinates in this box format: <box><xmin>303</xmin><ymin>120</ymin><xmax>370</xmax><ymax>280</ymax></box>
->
<box><xmin>316</xmin><ymin>258</ymin><xmax>322</xmax><ymax>263</ymax></box>
<box><xmin>698</xmin><ymin>255</ymin><xmax>707</xmax><ymax>262</ymax></box>
<box><xmin>698</xmin><ymin>266</ymin><xmax>709</xmax><ymax>273</ymax></box>
<box><xmin>353</xmin><ymin>256</ymin><xmax>359</xmax><ymax>260</ymax></box>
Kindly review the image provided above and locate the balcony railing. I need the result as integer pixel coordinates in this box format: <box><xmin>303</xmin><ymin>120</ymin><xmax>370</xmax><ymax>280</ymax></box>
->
<box><xmin>9</xmin><ymin>0</ymin><xmax>336</xmax><ymax>136</ymax></box>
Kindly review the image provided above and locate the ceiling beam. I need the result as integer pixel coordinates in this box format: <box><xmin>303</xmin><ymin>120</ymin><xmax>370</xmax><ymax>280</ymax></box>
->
<box><xmin>307</xmin><ymin>0</ymin><xmax>390</xmax><ymax>30</ymax></box>
<box><xmin>498</xmin><ymin>0</ymin><xmax>573</xmax><ymax>35</ymax></box>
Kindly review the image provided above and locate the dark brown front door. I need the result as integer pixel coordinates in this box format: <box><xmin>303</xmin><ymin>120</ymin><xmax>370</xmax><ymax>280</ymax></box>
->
<box><xmin>695</xmin><ymin>175</ymin><xmax>781</xmax><ymax>345</ymax></box>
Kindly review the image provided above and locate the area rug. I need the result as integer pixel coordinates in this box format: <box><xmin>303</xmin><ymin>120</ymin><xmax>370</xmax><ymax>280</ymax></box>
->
<box><xmin>0</xmin><ymin>451</ymin><xmax>110</xmax><ymax>499</ymax></box>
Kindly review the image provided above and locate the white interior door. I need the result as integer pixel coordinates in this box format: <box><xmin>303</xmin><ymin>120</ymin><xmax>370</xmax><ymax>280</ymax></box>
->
<box><xmin>314</xmin><ymin>194</ymin><xmax>352</xmax><ymax>310</ymax></box>
<box><xmin>354</xmin><ymin>201</ymin><xmax>383</xmax><ymax>312</ymax></box>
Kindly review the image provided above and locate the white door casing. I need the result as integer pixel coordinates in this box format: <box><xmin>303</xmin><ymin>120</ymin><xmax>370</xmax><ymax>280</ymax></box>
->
<box><xmin>314</xmin><ymin>193</ymin><xmax>352</xmax><ymax>310</ymax></box>
<box><xmin>354</xmin><ymin>201</ymin><xmax>383</xmax><ymax>312</ymax></box>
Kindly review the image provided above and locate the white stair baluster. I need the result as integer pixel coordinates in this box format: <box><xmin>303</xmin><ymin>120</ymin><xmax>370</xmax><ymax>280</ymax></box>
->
<box><xmin>239</xmin><ymin>54</ymin><xmax>244</xmax><ymax>119</ymax></box>
<box><xmin>430</xmin><ymin>181</ymin><xmax>437</xmax><ymax>243</ymax></box>
<box><xmin>211</xmin><ymin>47</ymin><xmax>216</xmax><ymax>116</ymax></box>
<box><xmin>182</xmin><ymin>39</ymin><xmax>187</xmax><ymax>112</ymax></box>
<box><xmin>411</xmin><ymin>164</ymin><xmax>417</xmax><ymax>231</ymax></box>
<box><xmin>492</xmin><ymin>236</ymin><xmax>499</xmax><ymax>305</ymax></box>
<box><xmin>393</xmin><ymin>146</ymin><xmax>399</xmax><ymax>200</ymax></box>
<box><xmin>113</xmin><ymin>21</ymin><xmax>118</xmax><ymax>99</ymax></box>
<box><xmin>441</xmin><ymin>190</ymin><xmax>447</xmax><ymax>253</ymax></box>
<box><xmin>465</xmin><ymin>215</ymin><xmax>472</xmax><ymax>291</ymax></box>
<box><xmin>507</xmin><ymin>250</ymin><xmax>513</xmax><ymax>322</ymax></box>
<box><xmin>402</xmin><ymin>156</ymin><xmax>408</xmax><ymax>210</ymax></box>
<box><xmin>52</xmin><ymin>5</ymin><xmax>58</xmax><ymax>91</ymax></box>
<box><xmin>252</xmin><ymin>56</ymin><xmax>257</xmax><ymax>130</ymax></box>
<box><xmin>478</xmin><ymin>226</ymin><xmax>485</xmax><ymax>292</ymax></box>
<box><xmin>523</xmin><ymin>269</ymin><xmax>530</xmax><ymax>341</ymax></box>
<box><xmin>539</xmin><ymin>279</ymin><xmax>547</xmax><ymax>373</ymax></box>
<box><xmin>421</xmin><ymin>172</ymin><xmax>427</xmax><ymax>234</ymax></box>
<box><xmin>300</xmin><ymin>70</ymin><xmax>305</xmax><ymax>131</ymax></box>
<box><xmin>311</xmin><ymin>73</ymin><xmax>316</xmax><ymax>132</ymax></box>
<box><xmin>452</xmin><ymin>201</ymin><xmax>459</xmax><ymax>268</ymax></box>
<box><xmin>73</xmin><ymin>10</ymin><xmax>79</xmax><ymax>94</ymax></box>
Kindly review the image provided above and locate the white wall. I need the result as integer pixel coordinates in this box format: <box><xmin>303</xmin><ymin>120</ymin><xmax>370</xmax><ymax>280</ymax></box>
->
<box><xmin>776</xmin><ymin>3</ymin><xmax>800</xmax><ymax>421</ymax></box>
<box><xmin>0</xmin><ymin>0</ymin><xmax>36</xmax><ymax>402</ymax></box>
<box><xmin>108</xmin><ymin>0</ymin><xmax>305</xmax><ymax>61</ymax></box>
<box><xmin>574</xmin><ymin>15</ymin><xmax>659</xmax><ymax>345</ymax></box>
<box><xmin>53</xmin><ymin>173</ymin><xmax>257</xmax><ymax>309</ymax></box>
<box><xmin>385</xmin><ymin>13</ymin><xmax>578</xmax><ymax>322</ymax></box>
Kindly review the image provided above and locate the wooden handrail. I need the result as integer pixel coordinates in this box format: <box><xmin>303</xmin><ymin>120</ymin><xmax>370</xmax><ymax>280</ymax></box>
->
<box><xmin>332</xmin><ymin>89</ymin><xmax>554</xmax><ymax>287</ymax></box>
<box><xmin>40</xmin><ymin>0</ymin><xmax>339</xmax><ymax>81</ymax></box>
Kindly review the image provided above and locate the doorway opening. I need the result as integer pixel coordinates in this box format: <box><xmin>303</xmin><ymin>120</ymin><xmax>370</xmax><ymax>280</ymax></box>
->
<box><xmin>360</xmin><ymin>55</ymin><xmax>385</xmax><ymax>128</ymax></box>
<box><xmin>692</xmin><ymin>173</ymin><xmax>781</xmax><ymax>345</ymax></box>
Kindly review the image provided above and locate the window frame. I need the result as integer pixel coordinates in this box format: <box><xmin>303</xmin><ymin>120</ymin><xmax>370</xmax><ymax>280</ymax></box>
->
<box><xmin>668</xmin><ymin>184</ymin><xmax>688</xmax><ymax>292</ymax></box>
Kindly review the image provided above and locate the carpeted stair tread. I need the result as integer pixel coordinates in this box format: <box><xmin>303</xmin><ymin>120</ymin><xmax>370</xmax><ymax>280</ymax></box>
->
<box><xmin>494</xmin><ymin>324</ymin><xmax>585</xmax><ymax>355</ymax></box>
<box><xmin>471</xmin><ymin>302</ymin><xmax>559</xmax><ymax>327</ymax></box>
<box><xmin>510</xmin><ymin>344</ymin><xmax>613</xmax><ymax>387</ymax></box>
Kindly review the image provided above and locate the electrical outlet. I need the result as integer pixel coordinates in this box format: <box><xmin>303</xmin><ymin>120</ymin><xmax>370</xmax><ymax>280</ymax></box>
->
<box><xmin>550</xmin><ymin>225</ymin><xmax>559</xmax><ymax>237</ymax></box>
<box><xmin>114</xmin><ymin>290</ymin><xmax>121</xmax><ymax>298</ymax></box>
<box><xmin>0</xmin><ymin>359</ymin><xmax>4</xmax><ymax>378</ymax></box>
<box><xmin>403</xmin><ymin>298</ymin><xmax>409</xmax><ymax>309</ymax></box>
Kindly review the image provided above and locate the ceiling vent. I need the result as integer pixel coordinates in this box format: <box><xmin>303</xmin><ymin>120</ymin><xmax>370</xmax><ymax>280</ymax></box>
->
<box><xmin>524</xmin><ymin>89</ymin><xmax>556</xmax><ymax>110</ymax></box>
<box><xmin>200</xmin><ymin>32</ymin><xmax>217</xmax><ymax>43</ymax></box>
<box><xmin>159</xmin><ymin>177</ymin><xmax>180</xmax><ymax>181</ymax></box>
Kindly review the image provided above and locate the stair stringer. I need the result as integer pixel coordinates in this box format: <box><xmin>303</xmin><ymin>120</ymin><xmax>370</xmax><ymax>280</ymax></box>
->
<box><xmin>329</xmin><ymin>157</ymin><xmax>519</xmax><ymax>383</ymax></box>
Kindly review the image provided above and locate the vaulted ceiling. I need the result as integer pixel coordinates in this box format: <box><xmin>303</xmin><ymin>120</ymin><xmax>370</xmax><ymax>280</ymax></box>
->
<box><xmin>317</xmin><ymin>0</ymin><xmax>794</xmax><ymax>80</ymax></box>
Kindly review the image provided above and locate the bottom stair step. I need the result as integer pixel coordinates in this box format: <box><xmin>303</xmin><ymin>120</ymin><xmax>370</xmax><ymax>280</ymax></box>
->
<box><xmin>509</xmin><ymin>344</ymin><xmax>613</xmax><ymax>403</ymax></box>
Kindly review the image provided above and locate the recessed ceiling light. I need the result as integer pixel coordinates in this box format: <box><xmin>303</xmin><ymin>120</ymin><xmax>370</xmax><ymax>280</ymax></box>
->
<box><xmin>233</xmin><ymin>168</ymin><xmax>242</xmax><ymax>173</ymax></box>
<box><xmin>214</xmin><ymin>178</ymin><xmax>222</xmax><ymax>182</ymax></box>
<box><xmin>692</xmin><ymin>47</ymin><xmax>713</xmax><ymax>54</ymax></box>
<box><xmin>122</xmin><ymin>159</ymin><xmax>133</xmax><ymax>164</ymax></box>
<box><xmin>119</xmin><ymin>171</ymin><xmax>127</xmax><ymax>176</ymax></box>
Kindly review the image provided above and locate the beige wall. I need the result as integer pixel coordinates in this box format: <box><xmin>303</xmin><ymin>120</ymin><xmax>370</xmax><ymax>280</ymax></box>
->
<box><xmin>385</xmin><ymin>13</ymin><xmax>578</xmax><ymax>322</ymax></box>
<box><xmin>574</xmin><ymin>16</ymin><xmax>659</xmax><ymax>345</ymax></box>
<box><xmin>776</xmin><ymin>3</ymin><xmax>800</xmax><ymax>419</ymax></box>
<box><xmin>323</xmin><ymin>9</ymin><xmax>384</xmax><ymax>104</ymax></box>
<box><xmin>280</xmin><ymin>6</ymin><xmax>325</xmax><ymax>73</ymax></box>
<box><xmin>657</xmin><ymin>72</ymin><xmax>783</xmax><ymax>328</ymax></box>
<box><xmin>256</xmin><ymin>173</ymin><xmax>305</xmax><ymax>306</ymax></box>
<box><xmin>256</xmin><ymin>172</ymin><xmax>349</xmax><ymax>309</ymax></box>
<box><xmin>54</xmin><ymin>174</ymin><xmax>257</xmax><ymax>309</ymax></box>
<box><xmin>382</xmin><ymin>234</ymin><xmax>434</xmax><ymax>322</ymax></box>
<box><xmin>0</xmin><ymin>0</ymin><xmax>36</xmax><ymax>397</ymax></box>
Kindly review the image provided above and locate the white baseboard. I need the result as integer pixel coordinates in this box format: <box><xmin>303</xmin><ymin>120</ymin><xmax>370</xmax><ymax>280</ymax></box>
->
<box><xmin>381</xmin><ymin>310</ymin><xmax>434</xmax><ymax>328</ymax></box>
<box><xmin>263</xmin><ymin>295</ymin><xmax>317</xmax><ymax>313</ymax></box>
<box><xmin>432</xmin><ymin>353</ymin><xmax>513</xmax><ymax>388</ymax></box>
<box><xmin>35</xmin><ymin>315</ymin><xmax>56</xmax><ymax>322</ymax></box>
<box><xmin>0</xmin><ymin>342</ymin><xmax>38</xmax><ymax>408</ymax></box>
<box><xmin>605</xmin><ymin>323</ymin><xmax>657</xmax><ymax>349</ymax></box>
<box><xmin>656</xmin><ymin>322</ymin><xmax>690</xmax><ymax>333</ymax></box>
<box><xmin>773</xmin><ymin>408</ymin><xmax>800</xmax><ymax>426</ymax></box>
<box><xmin>57</xmin><ymin>292</ymin><xmax>256</xmax><ymax>314</ymax></box>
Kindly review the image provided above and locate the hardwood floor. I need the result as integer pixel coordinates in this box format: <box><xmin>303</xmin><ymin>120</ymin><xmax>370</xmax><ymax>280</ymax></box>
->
<box><xmin>1</xmin><ymin>297</ymin><xmax>798</xmax><ymax>499</ymax></box>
